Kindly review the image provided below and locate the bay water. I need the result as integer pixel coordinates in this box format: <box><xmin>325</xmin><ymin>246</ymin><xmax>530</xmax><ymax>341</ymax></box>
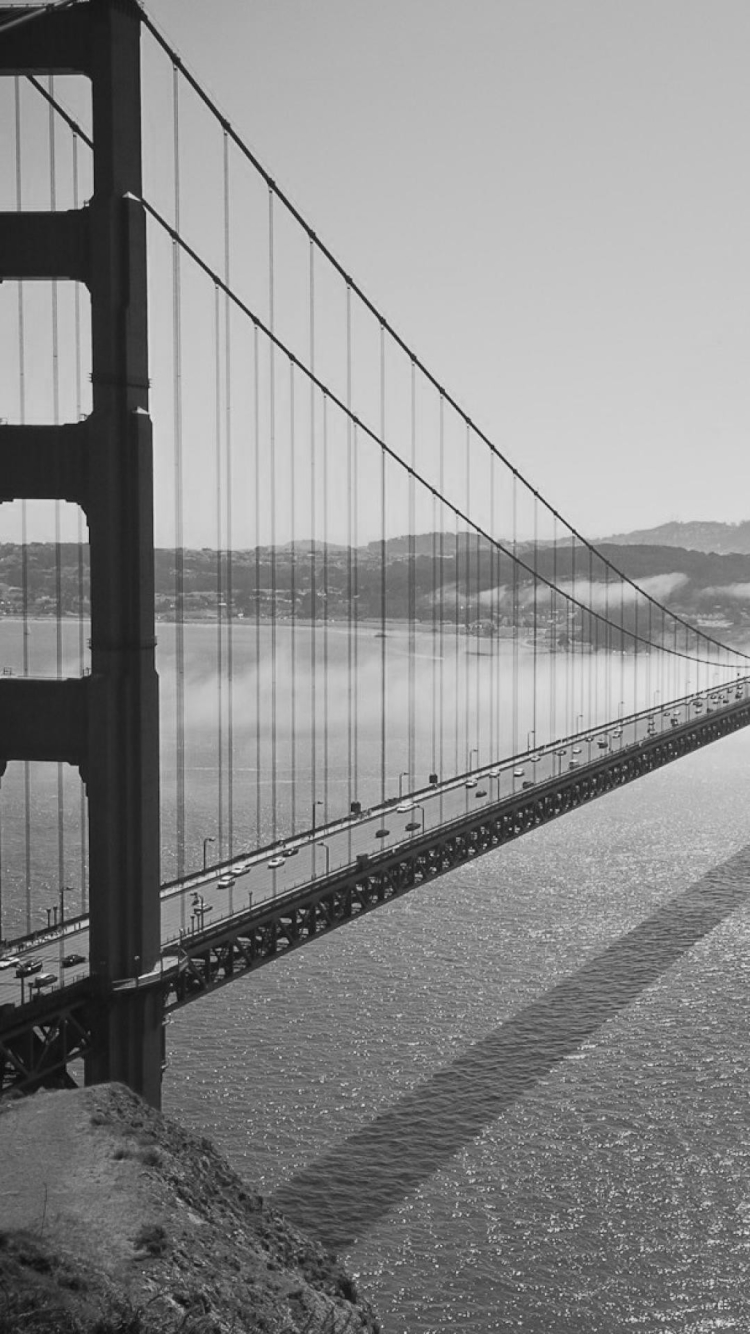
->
<box><xmin>163</xmin><ymin>724</ymin><xmax>750</xmax><ymax>1332</ymax></box>
<box><xmin>3</xmin><ymin>618</ymin><xmax>750</xmax><ymax>1328</ymax></box>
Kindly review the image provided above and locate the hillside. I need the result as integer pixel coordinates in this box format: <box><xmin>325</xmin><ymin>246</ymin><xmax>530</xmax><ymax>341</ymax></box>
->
<box><xmin>0</xmin><ymin>1083</ymin><xmax>380</xmax><ymax>1334</ymax></box>
<box><xmin>3</xmin><ymin>537</ymin><xmax>750</xmax><ymax>646</ymax></box>
<box><xmin>600</xmin><ymin>519</ymin><xmax>750</xmax><ymax>555</ymax></box>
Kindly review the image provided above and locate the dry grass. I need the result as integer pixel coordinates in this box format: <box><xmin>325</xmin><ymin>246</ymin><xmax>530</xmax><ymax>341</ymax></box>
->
<box><xmin>0</xmin><ymin>1085</ymin><xmax>381</xmax><ymax>1334</ymax></box>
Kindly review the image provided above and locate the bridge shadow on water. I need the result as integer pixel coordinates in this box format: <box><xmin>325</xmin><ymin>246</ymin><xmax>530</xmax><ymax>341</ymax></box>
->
<box><xmin>271</xmin><ymin>847</ymin><xmax>750</xmax><ymax>1251</ymax></box>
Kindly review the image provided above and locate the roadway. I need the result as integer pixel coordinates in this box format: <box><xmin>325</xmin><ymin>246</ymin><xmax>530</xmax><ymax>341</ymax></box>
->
<box><xmin>2</xmin><ymin>680</ymin><xmax>746</xmax><ymax>1010</ymax></box>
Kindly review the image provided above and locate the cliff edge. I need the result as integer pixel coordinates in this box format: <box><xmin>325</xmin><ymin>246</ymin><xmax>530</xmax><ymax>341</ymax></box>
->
<box><xmin>0</xmin><ymin>1083</ymin><xmax>381</xmax><ymax>1333</ymax></box>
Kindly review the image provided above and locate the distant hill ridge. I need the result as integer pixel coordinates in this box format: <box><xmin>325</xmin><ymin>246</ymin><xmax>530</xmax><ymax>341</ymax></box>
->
<box><xmin>601</xmin><ymin>520</ymin><xmax>750</xmax><ymax>556</ymax></box>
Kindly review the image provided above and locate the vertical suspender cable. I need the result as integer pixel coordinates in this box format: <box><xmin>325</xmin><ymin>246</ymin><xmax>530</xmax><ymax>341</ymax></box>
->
<box><xmin>565</xmin><ymin>528</ymin><xmax>571</xmax><ymax>741</ymax></box>
<box><xmin>346</xmin><ymin>284</ymin><xmax>354</xmax><ymax>819</ymax></box>
<box><xmin>171</xmin><ymin>63</ymin><xmax>186</xmax><ymax>886</ymax></box>
<box><xmin>73</xmin><ymin>131</ymin><xmax>87</xmax><ymax>912</ymax></box>
<box><xmin>604</xmin><ymin>562</ymin><xmax>611</xmax><ymax>724</ymax></box>
<box><xmin>430</xmin><ymin>414</ymin><xmax>438</xmax><ymax>784</ymax></box>
<box><xmin>643</xmin><ymin>592</ymin><xmax>648</xmax><ymax>715</ymax></box>
<box><xmin>550</xmin><ymin>514</ymin><xmax>557</xmax><ymax>743</ymax></box>
<box><xmin>629</xmin><ymin>594</ymin><xmax>635</xmax><ymax>720</ymax></box>
<box><xmin>619</xmin><ymin>575</ymin><xmax>625</xmax><ymax>719</ymax></box>
<box><xmin>223</xmin><ymin>129</ymin><xmax>234</xmax><ymax>857</ymax></box>
<box><xmin>309</xmin><ymin>244</ymin><xmax>317</xmax><ymax>836</ymax></box>
<box><xmin>253</xmin><ymin>324</ymin><xmax>262</xmax><ymax>843</ymax></box>
<box><xmin>268</xmin><ymin>188</ymin><xmax>278</xmax><ymax>843</ymax></box>
<box><xmin>454</xmin><ymin>499</ymin><xmax>460</xmax><ymax>775</ymax></box>
<box><xmin>408</xmin><ymin>360</ymin><xmax>416</xmax><ymax>789</ymax></box>
<box><xmin>15</xmin><ymin>78</ymin><xmax>32</xmax><ymax>930</ymax></box>
<box><xmin>485</xmin><ymin>448</ymin><xmax>491</xmax><ymax>763</ymax></box>
<box><xmin>532</xmin><ymin>491</ymin><xmax>538</xmax><ymax>749</ymax></box>
<box><xmin>289</xmin><ymin>360</ymin><xmax>297</xmax><ymax>833</ymax></box>
<box><xmin>379</xmin><ymin>322</ymin><xmax>386</xmax><ymax>804</ymax></box>
<box><xmin>437</xmin><ymin>393</ymin><xmax>445</xmax><ymax>790</ymax></box>
<box><xmin>472</xmin><ymin>436</ymin><xmax>481</xmax><ymax>764</ymax></box>
<box><xmin>352</xmin><ymin>416</ymin><xmax>359</xmax><ymax>815</ymax></box>
<box><xmin>49</xmin><ymin>77</ymin><xmax>65</xmax><ymax>904</ymax></box>
<box><xmin>214</xmin><ymin>284</ymin><xmax>223</xmax><ymax>859</ymax></box>
<box><xmin>322</xmin><ymin>393</ymin><xmax>329</xmax><ymax>818</ymax></box>
<box><xmin>464</xmin><ymin>424</ymin><xmax>471</xmax><ymax>768</ymax></box>
<box><xmin>587</xmin><ymin>545</ymin><xmax>593</xmax><ymax>732</ymax></box>
<box><xmin>511</xmin><ymin>475</ymin><xmax>519</xmax><ymax>758</ymax></box>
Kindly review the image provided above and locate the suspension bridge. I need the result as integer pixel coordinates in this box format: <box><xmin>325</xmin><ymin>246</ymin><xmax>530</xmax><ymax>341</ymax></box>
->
<box><xmin>1</xmin><ymin>0</ymin><xmax>748</xmax><ymax>1106</ymax></box>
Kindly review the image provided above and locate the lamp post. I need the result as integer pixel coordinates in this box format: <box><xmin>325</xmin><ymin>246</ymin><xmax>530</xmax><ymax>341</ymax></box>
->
<box><xmin>405</xmin><ymin>806</ymin><xmax>425</xmax><ymax>835</ymax></box>
<box><xmin>58</xmin><ymin>885</ymin><xmax>74</xmax><ymax>971</ymax></box>
<box><xmin>191</xmin><ymin>892</ymin><xmax>212</xmax><ymax>930</ymax></box>
<box><xmin>398</xmin><ymin>771</ymin><xmax>409</xmax><ymax>799</ymax></box>
<box><xmin>317</xmin><ymin>842</ymin><xmax>331</xmax><ymax>875</ymax></box>
<box><xmin>202</xmin><ymin>836</ymin><xmax>215</xmax><ymax>872</ymax></box>
<box><xmin>527</xmin><ymin>729</ymin><xmax>536</xmax><ymax>753</ymax></box>
<box><xmin>468</xmin><ymin>748</ymin><xmax>478</xmax><ymax>772</ymax></box>
<box><xmin>575</xmin><ymin>714</ymin><xmax>584</xmax><ymax>735</ymax></box>
<box><xmin>312</xmin><ymin>800</ymin><xmax>323</xmax><ymax>876</ymax></box>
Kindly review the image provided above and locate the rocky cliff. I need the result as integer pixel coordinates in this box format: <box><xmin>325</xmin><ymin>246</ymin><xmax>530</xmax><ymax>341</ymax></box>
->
<box><xmin>0</xmin><ymin>1083</ymin><xmax>381</xmax><ymax>1334</ymax></box>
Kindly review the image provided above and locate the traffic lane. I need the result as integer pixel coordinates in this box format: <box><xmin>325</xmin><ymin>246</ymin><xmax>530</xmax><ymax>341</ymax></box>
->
<box><xmin>4</xmin><ymin>689</ymin><xmax>743</xmax><ymax>996</ymax></box>
<box><xmin>0</xmin><ymin>925</ymin><xmax>91</xmax><ymax>1007</ymax></box>
<box><xmin>160</xmin><ymin>720</ymin><xmax>660</xmax><ymax>937</ymax></box>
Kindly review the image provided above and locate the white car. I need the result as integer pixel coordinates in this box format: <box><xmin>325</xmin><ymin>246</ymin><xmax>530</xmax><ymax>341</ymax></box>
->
<box><xmin>0</xmin><ymin>955</ymin><xmax>20</xmax><ymax>970</ymax></box>
<box><xmin>396</xmin><ymin>802</ymin><xmax>414</xmax><ymax>813</ymax></box>
<box><xmin>268</xmin><ymin>857</ymin><xmax>284</xmax><ymax>869</ymax></box>
<box><xmin>31</xmin><ymin>972</ymin><xmax>57</xmax><ymax>989</ymax></box>
<box><xmin>217</xmin><ymin>875</ymin><xmax>235</xmax><ymax>890</ymax></box>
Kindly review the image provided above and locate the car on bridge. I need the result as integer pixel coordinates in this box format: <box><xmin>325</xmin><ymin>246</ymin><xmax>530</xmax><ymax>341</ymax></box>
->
<box><xmin>61</xmin><ymin>952</ymin><xmax>86</xmax><ymax>968</ymax></box>
<box><xmin>15</xmin><ymin>959</ymin><xmax>42</xmax><ymax>978</ymax></box>
<box><xmin>0</xmin><ymin>955</ymin><xmax>20</xmax><ymax>971</ymax></box>
<box><xmin>31</xmin><ymin>972</ymin><xmax>57</xmax><ymax>991</ymax></box>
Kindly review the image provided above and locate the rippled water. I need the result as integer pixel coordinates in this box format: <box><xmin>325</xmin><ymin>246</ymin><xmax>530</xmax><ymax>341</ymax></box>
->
<box><xmin>162</xmin><ymin>729</ymin><xmax>750</xmax><ymax>1332</ymax></box>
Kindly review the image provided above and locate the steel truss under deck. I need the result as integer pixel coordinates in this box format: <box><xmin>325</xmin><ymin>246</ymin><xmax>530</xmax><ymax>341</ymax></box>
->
<box><xmin>2</xmin><ymin>695</ymin><xmax>750</xmax><ymax>1096</ymax></box>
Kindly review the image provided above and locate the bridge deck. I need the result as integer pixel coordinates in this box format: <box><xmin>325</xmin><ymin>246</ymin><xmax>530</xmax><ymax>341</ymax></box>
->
<box><xmin>2</xmin><ymin>682</ymin><xmax>750</xmax><ymax>1094</ymax></box>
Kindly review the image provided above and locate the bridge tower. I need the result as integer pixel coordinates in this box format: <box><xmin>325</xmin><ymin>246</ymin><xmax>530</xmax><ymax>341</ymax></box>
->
<box><xmin>0</xmin><ymin>0</ymin><xmax>162</xmax><ymax>1104</ymax></box>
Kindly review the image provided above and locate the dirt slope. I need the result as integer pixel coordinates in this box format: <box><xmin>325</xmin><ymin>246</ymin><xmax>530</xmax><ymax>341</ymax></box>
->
<box><xmin>0</xmin><ymin>1083</ymin><xmax>381</xmax><ymax>1333</ymax></box>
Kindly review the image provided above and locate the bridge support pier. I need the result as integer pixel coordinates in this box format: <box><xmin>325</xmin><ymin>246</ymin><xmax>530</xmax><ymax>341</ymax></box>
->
<box><xmin>0</xmin><ymin>0</ymin><xmax>163</xmax><ymax>1105</ymax></box>
<box><xmin>90</xmin><ymin>988</ymin><xmax>165</xmax><ymax>1110</ymax></box>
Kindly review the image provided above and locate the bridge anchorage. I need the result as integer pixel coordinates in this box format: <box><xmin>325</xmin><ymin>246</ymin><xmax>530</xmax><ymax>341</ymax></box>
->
<box><xmin>1</xmin><ymin>0</ymin><xmax>749</xmax><ymax>1105</ymax></box>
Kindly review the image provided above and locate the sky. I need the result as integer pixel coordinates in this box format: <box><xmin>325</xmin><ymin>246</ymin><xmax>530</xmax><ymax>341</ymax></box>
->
<box><xmin>142</xmin><ymin>0</ymin><xmax>750</xmax><ymax>540</ymax></box>
<box><xmin>1</xmin><ymin>0</ymin><xmax>749</xmax><ymax>546</ymax></box>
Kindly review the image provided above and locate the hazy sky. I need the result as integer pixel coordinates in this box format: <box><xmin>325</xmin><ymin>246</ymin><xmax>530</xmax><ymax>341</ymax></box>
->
<box><xmin>2</xmin><ymin>0</ymin><xmax>749</xmax><ymax>546</ymax></box>
<box><xmin>138</xmin><ymin>0</ymin><xmax>750</xmax><ymax>540</ymax></box>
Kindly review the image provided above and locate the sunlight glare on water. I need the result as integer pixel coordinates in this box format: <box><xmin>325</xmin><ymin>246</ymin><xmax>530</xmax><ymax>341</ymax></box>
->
<box><xmin>164</xmin><ymin>727</ymin><xmax>750</xmax><ymax>1332</ymax></box>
